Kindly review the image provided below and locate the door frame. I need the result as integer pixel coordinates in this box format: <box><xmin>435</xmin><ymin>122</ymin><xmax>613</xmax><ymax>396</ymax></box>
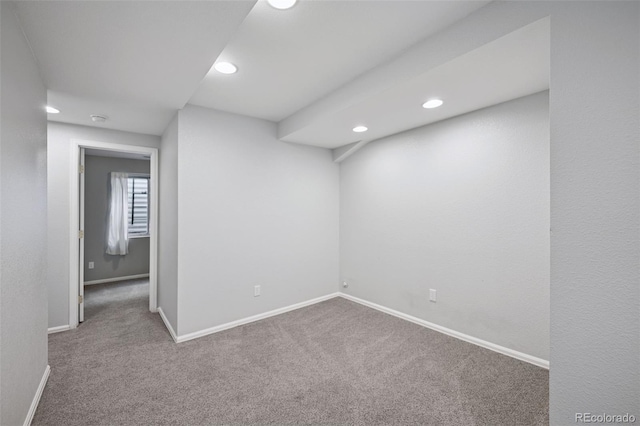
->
<box><xmin>69</xmin><ymin>139</ymin><xmax>159</xmax><ymax>328</ymax></box>
<box><xmin>79</xmin><ymin>147</ymin><xmax>86</xmax><ymax>322</ymax></box>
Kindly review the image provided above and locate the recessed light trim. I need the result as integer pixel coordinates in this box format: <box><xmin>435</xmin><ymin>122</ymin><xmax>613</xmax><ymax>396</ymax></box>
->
<box><xmin>46</xmin><ymin>106</ymin><xmax>60</xmax><ymax>114</ymax></box>
<box><xmin>422</xmin><ymin>99</ymin><xmax>444</xmax><ymax>109</ymax></box>
<box><xmin>214</xmin><ymin>62</ymin><xmax>238</xmax><ymax>75</ymax></box>
<box><xmin>267</xmin><ymin>0</ymin><xmax>297</xmax><ymax>10</ymax></box>
<box><xmin>352</xmin><ymin>126</ymin><xmax>368</xmax><ymax>133</ymax></box>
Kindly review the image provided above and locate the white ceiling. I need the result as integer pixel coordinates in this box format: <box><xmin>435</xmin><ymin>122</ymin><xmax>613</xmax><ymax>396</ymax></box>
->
<box><xmin>14</xmin><ymin>0</ymin><xmax>256</xmax><ymax>134</ymax></box>
<box><xmin>13</xmin><ymin>0</ymin><xmax>547</xmax><ymax>150</ymax></box>
<box><xmin>280</xmin><ymin>18</ymin><xmax>550</xmax><ymax>148</ymax></box>
<box><xmin>188</xmin><ymin>0</ymin><xmax>491</xmax><ymax>122</ymax></box>
<box><xmin>46</xmin><ymin>91</ymin><xmax>177</xmax><ymax>137</ymax></box>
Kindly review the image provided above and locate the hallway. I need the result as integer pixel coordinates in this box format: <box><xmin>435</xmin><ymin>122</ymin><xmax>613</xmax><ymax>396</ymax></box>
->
<box><xmin>33</xmin><ymin>279</ymin><xmax>171</xmax><ymax>425</ymax></box>
<box><xmin>83</xmin><ymin>279</ymin><xmax>150</xmax><ymax>322</ymax></box>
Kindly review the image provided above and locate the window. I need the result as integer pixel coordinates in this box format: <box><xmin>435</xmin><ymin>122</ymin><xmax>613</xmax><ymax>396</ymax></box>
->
<box><xmin>127</xmin><ymin>176</ymin><xmax>149</xmax><ymax>237</ymax></box>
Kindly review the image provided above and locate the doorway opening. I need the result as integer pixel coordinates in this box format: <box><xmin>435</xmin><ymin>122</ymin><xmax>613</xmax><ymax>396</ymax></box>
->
<box><xmin>69</xmin><ymin>139</ymin><xmax>158</xmax><ymax>328</ymax></box>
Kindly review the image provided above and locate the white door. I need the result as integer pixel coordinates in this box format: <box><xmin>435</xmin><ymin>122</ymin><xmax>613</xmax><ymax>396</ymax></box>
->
<box><xmin>79</xmin><ymin>148</ymin><xmax>85</xmax><ymax>322</ymax></box>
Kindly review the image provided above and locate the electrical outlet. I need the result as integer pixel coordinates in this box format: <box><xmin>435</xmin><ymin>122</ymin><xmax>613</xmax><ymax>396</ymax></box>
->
<box><xmin>88</xmin><ymin>261</ymin><xmax>94</xmax><ymax>269</ymax></box>
<box><xmin>429</xmin><ymin>289</ymin><xmax>437</xmax><ymax>302</ymax></box>
<box><xmin>254</xmin><ymin>285</ymin><xmax>261</xmax><ymax>297</ymax></box>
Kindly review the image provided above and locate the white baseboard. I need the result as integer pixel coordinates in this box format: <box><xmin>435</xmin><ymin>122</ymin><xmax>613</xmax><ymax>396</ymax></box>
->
<box><xmin>23</xmin><ymin>365</ymin><xmax>50</xmax><ymax>426</ymax></box>
<box><xmin>47</xmin><ymin>325</ymin><xmax>70</xmax><ymax>334</ymax></box>
<box><xmin>339</xmin><ymin>293</ymin><xmax>549</xmax><ymax>370</ymax></box>
<box><xmin>175</xmin><ymin>293</ymin><xmax>340</xmax><ymax>343</ymax></box>
<box><xmin>84</xmin><ymin>273</ymin><xmax>149</xmax><ymax>286</ymax></box>
<box><xmin>157</xmin><ymin>307</ymin><xmax>178</xmax><ymax>343</ymax></box>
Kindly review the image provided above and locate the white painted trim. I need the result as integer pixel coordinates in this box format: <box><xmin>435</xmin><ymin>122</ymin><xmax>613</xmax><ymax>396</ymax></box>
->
<box><xmin>47</xmin><ymin>325</ymin><xmax>70</xmax><ymax>334</ymax></box>
<box><xmin>79</xmin><ymin>148</ymin><xmax>85</xmax><ymax>322</ymax></box>
<box><xmin>339</xmin><ymin>293</ymin><xmax>549</xmax><ymax>370</ymax></box>
<box><xmin>148</xmin><ymin>146</ymin><xmax>159</xmax><ymax>314</ymax></box>
<box><xmin>175</xmin><ymin>293</ymin><xmax>340</xmax><ymax>343</ymax></box>
<box><xmin>69</xmin><ymin>143</ymin><xmax>79</xmax><ymax>328</ymax></box>
<box><xmin>157</xmin><ymin>307</ymin><xmax>178</xmax><ymax>343</ymax></box>
<box><xmin>69</xmin><ymin>139</ymin><xmax>159</xmax><ymax>329</ymax></box>
<box><xmin>23</xmin><ymin>365</ymin><xmax>50</xmax><ymax>426</ymax></box>
<box><xmin>161</xmin><ymin>291</ymin><xmax>548</xmax><ymax>369</ymax></box>
<box><xmin>84</xmin><ymin>273</ymin><xmax>150</xmax><ymax>286</ymax></box>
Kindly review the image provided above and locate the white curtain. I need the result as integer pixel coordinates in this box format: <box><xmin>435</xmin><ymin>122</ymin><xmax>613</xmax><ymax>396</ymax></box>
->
<box><xmin>106</xmin><ymin>172</ymin><xmax>129</xmax><ymax>255</ymax></box>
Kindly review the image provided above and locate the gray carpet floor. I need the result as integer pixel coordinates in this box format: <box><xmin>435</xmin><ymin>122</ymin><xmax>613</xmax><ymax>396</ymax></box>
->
<box><xmin>33</xmin><ymin>279</ymin><xmax>548</xmax><ymax>425</ymax></box>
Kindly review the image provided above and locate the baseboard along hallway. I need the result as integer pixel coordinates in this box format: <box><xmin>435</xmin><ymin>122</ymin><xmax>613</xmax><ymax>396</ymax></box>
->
<box><xmin>33</xmin><ymin>279</ymin><xmax>548</xmax><ymax>425</ymax></box>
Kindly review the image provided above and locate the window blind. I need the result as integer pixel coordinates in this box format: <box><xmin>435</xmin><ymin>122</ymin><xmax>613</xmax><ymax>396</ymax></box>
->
<box><xmin>127</xmin><ymin>177</ymin><xmax>149</xmax><ymax>236</ymax></box>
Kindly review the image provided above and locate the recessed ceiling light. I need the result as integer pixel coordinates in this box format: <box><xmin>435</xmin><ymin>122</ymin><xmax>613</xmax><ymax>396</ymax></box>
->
<box><xmin>352</xmin><ymin>126</ymin><xmax>368</xmax><ymax>133</ymax></box>
<box><xmin>267</xmin><ymin>0</ymin><xmax>297</xmax><ymax>10</ymax></box>
<box><xmin>214</xmin><ymin>62</ymin><xmax>238</xmax><ymax>74</ymax></box>
<box><xmin>422</xmin><ymin>99</ymin><xmax>444</xmax><ymax>109</ymax></box>
<box><xmin>46</xmin><ymin>106</ymin><xmax>60</xmax><ymax>114</ymax></box>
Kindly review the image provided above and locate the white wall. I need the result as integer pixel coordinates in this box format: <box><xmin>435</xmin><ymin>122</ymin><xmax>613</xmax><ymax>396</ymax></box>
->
<box><xmin>333</xmin><ymin>1</ymin><xmax>637</xmax><ymax>421</ymax></box>
<box><xmin>47</xmin><ymin>122</ymin><xmax>160</xmax><ymax>328</ymax></box>
<box><xmin>176</xmin><ymin>105</ymin><xmax>339</xmax><ymax>336</ymax></box>
<box><xmin>158</xmin><ymin>114</ymin><xmax>179</xmax><ymax>331</ymax></box>
<box><xmin>341</xmin><ymin>91</ymin><xmax>550</xmax><ymax>360</ymax></box>
<box><xmin>328</xmin><ymin>1</ymin><xmax>639</xmax><ymax>419</ymax></box>
<box><xmin>546</xmin><ymin>3</ymin><xmax>639</xmax><ymax>418</ymax></box>
<box><xmin>0</xmin><ymin>2</ymin><xmax>48</xmax><ymax>424</ymax></box>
